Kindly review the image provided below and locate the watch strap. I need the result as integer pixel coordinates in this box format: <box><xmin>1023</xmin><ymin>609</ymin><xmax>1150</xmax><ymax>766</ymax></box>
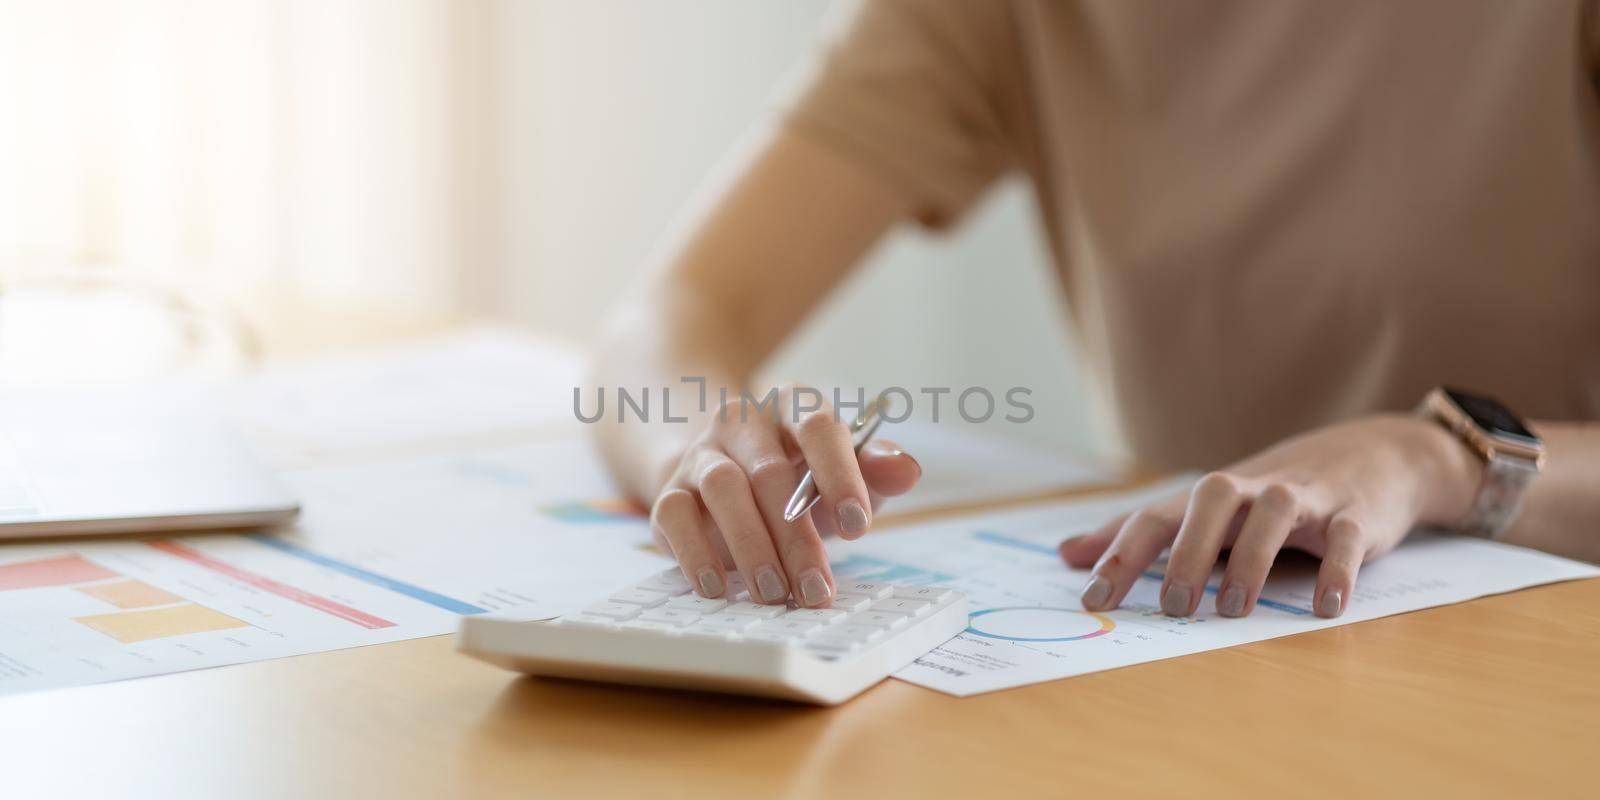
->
<box><xmin>1460</xmin><ymin>449</ymin><xmax>1539</xmax><ymax>540</ymax></box>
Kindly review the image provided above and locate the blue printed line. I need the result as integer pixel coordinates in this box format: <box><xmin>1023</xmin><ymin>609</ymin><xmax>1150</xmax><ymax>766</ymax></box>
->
<box><xmin>830</xmin><ymin>553</ymin><xmax>954</xmax><ymax>585</ymax></box>
<box><xmin>972</xmin><ymin>530</ymin><xmax>1060</xmax><ymax>556</ymax></box>
<box><xmin>247</xmin><ymin>534</ymin><xmax>488</xmax><ymax>615</ymax></box>
<box><xmin>967</xmin><ymin>531</ymin><xmax>1315</xmax><ymax>616</ymax></box>
<box><xmin>1142</xmin><ymin>570</ymin><xmax>1311</xmax><ymax>616</ymax></box>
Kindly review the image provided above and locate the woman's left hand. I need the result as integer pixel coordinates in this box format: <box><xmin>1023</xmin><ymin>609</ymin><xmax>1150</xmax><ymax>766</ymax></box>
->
<box><xmin>1059</xmin><ymin>414</ymin><xmax>1483</xmax><ymax>618</ymax></box>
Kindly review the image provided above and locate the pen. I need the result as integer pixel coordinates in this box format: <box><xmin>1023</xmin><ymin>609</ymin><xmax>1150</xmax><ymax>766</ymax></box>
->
<box><xmin>782</xmin><ymin>393</ymin><xmax>888</xmax><ymax>523</ymax></box>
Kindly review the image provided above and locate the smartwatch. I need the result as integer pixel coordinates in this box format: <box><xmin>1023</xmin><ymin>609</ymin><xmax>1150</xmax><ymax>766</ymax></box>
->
<box><xmin>1418</xmin><ymin>387</ymin><xmax>1545</xmax><ymax>539</ymax></box>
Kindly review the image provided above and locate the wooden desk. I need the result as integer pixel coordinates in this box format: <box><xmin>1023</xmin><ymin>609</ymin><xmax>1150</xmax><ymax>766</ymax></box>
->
<box><xmin>4</xmin><ymin>483</ymin><xmax>1598</xmax><ymax>799</ymax></box>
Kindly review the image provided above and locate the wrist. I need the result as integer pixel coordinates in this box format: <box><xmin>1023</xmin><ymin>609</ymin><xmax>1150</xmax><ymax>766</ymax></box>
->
<box><xmin>1395</xmin><ymin>413</ymin><xmax>1483</xmax><ymax>527</ymax></box>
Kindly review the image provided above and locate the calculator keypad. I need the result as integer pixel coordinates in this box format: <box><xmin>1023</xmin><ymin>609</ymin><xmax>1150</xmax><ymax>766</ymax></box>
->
<box><xmin>555</xmin><ymin>568</ymin><xmax>962</xmax><ymax>660</ymax></box>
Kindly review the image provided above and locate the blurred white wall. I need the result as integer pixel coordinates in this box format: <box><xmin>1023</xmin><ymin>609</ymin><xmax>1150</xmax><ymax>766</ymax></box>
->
<box><xmin>0</xmin><ymin>0</ymin><xmax>471</xmax><ymax>314</ymax></box>
<box><xmin>0</xmin><ymin>0</ymin><xmax>1115</xmax><ymax>458</ymax></box>
<box><xmin>494</xmin><ymin>0</ymin><xmax>1114</xmax><ymax>460</ymax></box>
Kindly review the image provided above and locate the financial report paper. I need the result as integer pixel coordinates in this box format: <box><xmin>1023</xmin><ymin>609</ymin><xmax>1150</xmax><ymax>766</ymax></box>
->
<box><xmin>0</xmin><ymin>436</ymin><xmax>666</xmax><ymax>696</ymax></box>
<box><xmin>831</xmin><ymin>479</ymin><xmax>1600</xmax><ymax>697</ymax></box>
<box><xmin>0</xmin><ymin>331</ymin><xmax>1114</xmax><ymax>696</ymax></box>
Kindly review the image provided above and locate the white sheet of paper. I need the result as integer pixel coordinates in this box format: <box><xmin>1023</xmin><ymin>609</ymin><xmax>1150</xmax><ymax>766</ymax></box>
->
<box><xmin>228</xmin><ymin>326</ymin><xmax>586</xmax><ymax>465</ymax></box>
<box><xmin>824</xmin><ymin>479</ymin><xmax>1600</xmax><ymax>697</ymax></box>
<box><xmin>275</xmin><ymin>435</ymin><xmax>665</xmax><ymax>617</ymax></box>
<box><xmin>878</xmin><ymin>422</ymin><xmax>1111</xmax><ymax>515</ymax></box>
<box><xmin>0</xmin><ymin>435</ymin><xmax>669</xmax><ymax>696</ymax></box>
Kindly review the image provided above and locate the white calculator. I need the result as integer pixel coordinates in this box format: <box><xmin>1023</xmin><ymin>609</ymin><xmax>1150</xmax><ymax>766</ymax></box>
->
<box><xmin>458</xmin><ymin>568</ymin><xmax>968</xmax><ymax>705</ymax></box>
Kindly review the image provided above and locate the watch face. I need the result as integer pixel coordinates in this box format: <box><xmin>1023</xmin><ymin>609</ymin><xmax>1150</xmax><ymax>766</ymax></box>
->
<box><xmin>1444</xmin><ymin>387</ymin><xmax>1536</xmax><ymax>441</ymax></box>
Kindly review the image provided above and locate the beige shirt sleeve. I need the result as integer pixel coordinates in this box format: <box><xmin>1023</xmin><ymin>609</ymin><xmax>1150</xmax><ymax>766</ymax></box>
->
<box><xmin>783</xmin><ymin>0</ymin><xmax>1023</xmax><ymax>229</ymax></box>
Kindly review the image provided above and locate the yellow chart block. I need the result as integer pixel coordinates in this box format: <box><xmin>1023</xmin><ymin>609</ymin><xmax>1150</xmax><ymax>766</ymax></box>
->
<box><xmin>75</xmin><ymin>603</ymin><xmax>248</xmax><ymax>643</ymax></box>
<box><xmin>76</xmin><ymin>579</ymin><xmax>183</xmax><ymax>610</ymax></box>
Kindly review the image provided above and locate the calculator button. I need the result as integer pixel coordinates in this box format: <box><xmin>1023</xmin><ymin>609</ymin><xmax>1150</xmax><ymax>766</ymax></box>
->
<box><xmin>744</xmin><ymin>630</ymin><xmax>801</xmax><ymax>644</ymax></box>
<box><xmin>555</xmin><ymin>613</ymin><xmax>618</xmax><ymax>629</ymax></box>
<box><xmin>610</xmin><ymin>588</ymin><xmax>669</xmax><ymax>607</ymax></box>
<box><xmin>583</xmin><ymin>602</ymin><xmax>644</xmax><ymax>620</ymax></box>
<box><xmin>639</xmin><ymin>608</ymin><xmax>700</xmax><ymax>626</ymax></box>
<box><xmin>679</xmin><ymin>625</ymin><xmax>738</xmax><ymax>641</ymax></box>
<box><xmin>667</xmin><ymin>595</ymin><xmax>729</xmax><ymax>613</ymax></box>
<box><xmin>637</xmin><ymin>570</ymin><xmax>692</xmax><ymax>594</ymax></box>
<box><xmin>697</xmin><ymin>613</ymin><xmax>759</xmax><ymax>631</ymax></box>
<box><xmin>621</xmin><ymin>620</ymin><xmax>681</xmax><ymax>634</ymax></box>
<box><xmin>636</xmin><ymin>582</ymin><xmax>691</xmax><ymax>596</ymax></box>
<box><xmin>828</xmin><ymin>594</ymin><xmax>873</xmax><ymax>613</ymax></box>
<box><xmin>847</xmin><ymin>611</ymin><xmax>908</xmax><ymax>630</ymax></box>
<box><xmin>893</xmin><ymin>586</ymin><xmax>953</xmax><ymax>603</ymax></box>
<box><xmin>757</xmin><ymin>618</ymin><xmax>823</xmax><ymax>636</ymax></box>
<box><xmin>722</xmin><ymin>601</ymin><xmax>786</xmax><ymax>619</ymax></box>
<box><xmin>840</xmin><ymin>582</ymin><xmax>893</xmax><ymax>600</ymax></box>
<box><xmin>869</xmin><ymin>598</ymin><xmax>931</xmax><ymax>617</ymax></box>
<box><xmin>805</xmin><ymin>636</ymin><xmax>862</xmax><ymax>655</ymax></box>
<box><xmin>782</xmin><ymin>608</ymin><xmax>848</xmax><ymax>625</ymax></box>
<box><xmin>831</xmin><ymin>624</ymin><xmax>885</xmax><ymax>642</ymax></box>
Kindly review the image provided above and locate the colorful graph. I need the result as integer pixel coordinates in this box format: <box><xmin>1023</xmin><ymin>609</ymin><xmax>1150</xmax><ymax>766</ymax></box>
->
<box><xmin>149</xmin><ymin>541</ymin><xmax>398</xmax><ymax>629</ymax></box>
<box><xmin>541</xmin><ymin>498</ymin><xmax>648</xmax><ymax>523</ymax></box>
<box><xmin>967</xmin><ymin>607</ymin><xmax>1116</xmax><ymax>642</ymax></box>
<box><xmin>246</xmin><ymin>535</ymin><xmax>487</xmax><ymax>615</ymax></box>
<box><xmin>75</xmin><ymin>604</ymin><xmax>249</xmax><ymax>643</ymax></box>
<box><xmin>0</xmin><ymin>551</ymin><xmax>261</xmax><ymax>644</ymax></box>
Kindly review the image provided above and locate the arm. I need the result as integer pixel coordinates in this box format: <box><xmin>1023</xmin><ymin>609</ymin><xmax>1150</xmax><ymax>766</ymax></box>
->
<box><xmin>591</xmin><ymin>128</ymin><xmax>922</xmax><ymax>606</ymax></box>
<box><xmin>593</xmin><ymin>128</ymin><xmax>905</xmax><ymax>499</ymax></box>
<box><xmin>1505</xmin><ymin>421</ymin><xmax>1600</xmax><ymax>563</ymax></box>
<box><xmin>593</xmin><ymin>0</ymin><xmax>1022</xmax><ymax>606</ymax></box>
<box><xmin>1060</xmin><ymin>413</ymin><xmax>1600</xmax><ymax>622</ymax></box>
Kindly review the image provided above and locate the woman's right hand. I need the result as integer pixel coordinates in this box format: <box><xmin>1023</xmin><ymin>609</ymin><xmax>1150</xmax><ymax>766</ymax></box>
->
<box><xmin>650</xmin><ymin>385</ymin><xmax>922</xmax><ymax>608</ymax></box>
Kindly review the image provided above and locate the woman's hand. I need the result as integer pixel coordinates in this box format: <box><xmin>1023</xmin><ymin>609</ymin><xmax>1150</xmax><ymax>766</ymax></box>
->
<box><xmin>1059</xmin><ymin>414</ymin><xmax>1482</xmax><ymax>618</ymax></box>
<box><xmin>651</xmin><ymin>385</ymin><xmax>921</xmax><ymax>607</ymax></box>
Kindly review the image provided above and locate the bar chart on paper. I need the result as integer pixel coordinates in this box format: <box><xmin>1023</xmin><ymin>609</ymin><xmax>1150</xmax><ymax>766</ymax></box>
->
<box><xmin>0</xmin><ymin>436</ymin><xmax>674</xmax><ymax>696</ymax></box>
<box><xmin>0</xmin><ymin>553</ymin><xmax>254</xmax><ymax>645</ymax></box>
<box><xmin>0</xmin><ymin>537</ymin><xmax>467</xmax><ymax>696</ymax></box>
<box><xmin>831</xmin><ymin>479</ymin><xmax>1600</xmax><ymax>697</ymax></box>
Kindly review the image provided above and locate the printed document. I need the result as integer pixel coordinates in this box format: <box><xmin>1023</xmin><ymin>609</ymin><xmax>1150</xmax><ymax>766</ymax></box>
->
<box><xmin>827</xmin><ymin>479</ymin><xmax>1600</xmax><ymax>696</ymax></box>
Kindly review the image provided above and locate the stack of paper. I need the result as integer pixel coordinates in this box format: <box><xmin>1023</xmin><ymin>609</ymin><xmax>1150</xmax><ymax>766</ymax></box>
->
<box><xmin>0</xmin><ymin>327</ymin><xmax>1593</xmax><ymax>698</ymax></box>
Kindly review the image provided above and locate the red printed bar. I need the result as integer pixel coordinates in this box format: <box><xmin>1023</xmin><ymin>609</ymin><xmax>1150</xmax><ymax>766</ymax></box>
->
<box><xmin>147</xmin><ymin>541</ymin><xmax>396</xmax><ymax>629</ymax></box>
<box><xmin>0</xmin><ymin>554</ymin><xmax>119</xmax><ymax>591</ymax></box>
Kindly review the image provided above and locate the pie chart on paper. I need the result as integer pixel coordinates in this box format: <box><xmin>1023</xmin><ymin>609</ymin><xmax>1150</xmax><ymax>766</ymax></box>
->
<box><xmin>964</xmin><ymin>607</ymin><xmax>1116</xmax><ymax>643</ymax></box>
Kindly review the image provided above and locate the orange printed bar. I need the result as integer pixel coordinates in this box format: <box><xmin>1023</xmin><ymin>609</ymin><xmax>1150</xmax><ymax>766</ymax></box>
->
<box><xmin>77</xmin><ymin>579</ymin><xmax>183</xmax><ymax>609</ymax></box>
<box><xmin>75</xmin><ymin>603</ymin><xmax>249</xmax><ymax>643</ymax></box>
<box><xmin>0</xmin><ymin>554</ymin><xmax>119</xmax><ymax>591</ymax></box>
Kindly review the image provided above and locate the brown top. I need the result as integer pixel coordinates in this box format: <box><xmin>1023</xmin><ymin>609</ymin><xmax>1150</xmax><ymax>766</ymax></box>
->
<box><xmin>785</xmin><ymin>0</ymin><xmax>1600</xmax><ymax>470</ymax></box>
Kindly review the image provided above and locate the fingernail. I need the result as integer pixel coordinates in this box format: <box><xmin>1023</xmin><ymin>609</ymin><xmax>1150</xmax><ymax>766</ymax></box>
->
<box><xmin>754</xmin><ymin>567</ymin><xmax>786</xmax><ymax>603</ymax></box>
<box><xmin>1218</xmin><ymin>584</ymin><xmax>1246</xmax><ymax>617</ymax></box>
<box><xmin>902</xmin><ymin>450</ymin><xmax>921</xmax><ymax>476</ymax></box>
<box><xmin>696</xmin><ymin>568</ymin><xmax>723</xmax><ymax>598</ymax></box>
<box><xmin>1317</xmin><ymin>589</ymin><xmax>1343</xmax><ymax>617</ymax></box>
<box><xmin>837</xmin><ymin>500</ymin><xmax>869</xmax><ymax>536</ymax></box>
<box><xmin>798</xmin><ymin>570</ymin><xmax>832</xmax><ymax>607</ymax></box>
<box><xmin>1080</xmin><ymin>575</ymin><xmax>1112</xmax><ymax>609</ymax></box>
<box><xmin>1161</xmin><ymin>583</ymin><xmax>1193</xmax><ymax>617</ymax></box>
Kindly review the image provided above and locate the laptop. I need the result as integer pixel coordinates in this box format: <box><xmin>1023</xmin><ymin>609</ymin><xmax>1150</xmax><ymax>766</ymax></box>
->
<box><xmin>0</xmin><ymin>394</ymin><xmax>299</xmax><ymax>539</ymax></box>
